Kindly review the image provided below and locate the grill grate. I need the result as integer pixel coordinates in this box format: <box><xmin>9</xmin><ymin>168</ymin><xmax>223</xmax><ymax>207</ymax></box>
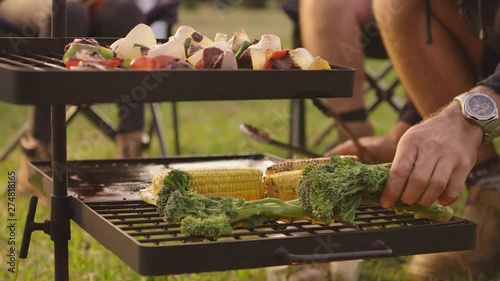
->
<box><xmin>0</xmin><ymin>50</ymin><xmax>65</xmax><ymax>70</ymax></box>
<box><xmin>85</xmin><ymin>200</ymin><xmax>466</xmax><ymax>245</ymax></box>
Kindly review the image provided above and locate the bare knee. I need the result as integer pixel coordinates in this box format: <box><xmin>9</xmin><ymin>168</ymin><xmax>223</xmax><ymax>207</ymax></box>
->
<box><xmin>373</xmin><ymin>0</ymin><xmax>426</xmax><ymax>31</ymax></box>
<box><xmin>301</xmin><ymin>0</ymin><xmax>371</xmax><ymax>27</ymax></box>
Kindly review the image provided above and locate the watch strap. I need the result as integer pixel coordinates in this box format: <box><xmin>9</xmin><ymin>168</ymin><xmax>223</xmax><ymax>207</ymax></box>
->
<box><xmin>466</xmin><ymin>155</ymin><xmax>500</xmax><ymax>191</ymax></box>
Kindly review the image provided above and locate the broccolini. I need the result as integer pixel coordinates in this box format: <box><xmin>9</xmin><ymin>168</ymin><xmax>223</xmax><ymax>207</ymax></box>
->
<box><xmin>152</xmin><ymin>155</ymin><xmax>453</xmax><ymax>239</ymax></box>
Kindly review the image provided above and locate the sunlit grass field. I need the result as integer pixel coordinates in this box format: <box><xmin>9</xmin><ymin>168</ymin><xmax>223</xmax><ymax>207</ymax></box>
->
<box><xmin>0</xmin><ymin>3</ymin><xmax>499</xmax><ymax>281</ymax></box>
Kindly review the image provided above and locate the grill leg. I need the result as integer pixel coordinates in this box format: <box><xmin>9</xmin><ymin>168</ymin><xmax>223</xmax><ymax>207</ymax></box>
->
<box><xmin>51</xmin><ymin>105</ymin><xmax>70</xmax><ymax>281</ymax></box>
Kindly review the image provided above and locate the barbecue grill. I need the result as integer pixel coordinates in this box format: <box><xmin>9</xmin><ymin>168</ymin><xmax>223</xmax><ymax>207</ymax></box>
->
<box><xmin>0</xmin><ymin>2</ymin><xmax>477</xmax><ymax>280</ymax></box>
<box><xmin>27</xmin><ymin>155</ymin><xmax>476</xmax><ymax>277</ymax></box>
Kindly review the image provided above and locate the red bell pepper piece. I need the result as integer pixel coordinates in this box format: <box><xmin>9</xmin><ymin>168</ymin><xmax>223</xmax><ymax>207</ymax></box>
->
<box><xmin>64</xmin><ymin>58</ymin><xmax>122</xmax><ymax>69</ymax></box>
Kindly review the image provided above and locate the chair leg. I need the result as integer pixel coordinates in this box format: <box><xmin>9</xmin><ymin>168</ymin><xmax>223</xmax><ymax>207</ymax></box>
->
<box><xmin>310</xmin><ymin>121</ymin><xmax>336</xmax><ymax>149</ymax></box>
<box><xmin>288</xmin><ymin>99</ymin><xmax>306</xmax><ymax>158</ymax></box>
<box><xmin>65</xmin><ymin>105</ymin><xmax>80</xmax><ymax>123</ymax></box>
<box><xmin>0</xmin><ymin>121</ymin><xmax>29</xmax><ymax>161</ymax></box>
<box><xmin>171</xmin><ymin>102</ymin><xmax>180</xmax><ymax>155</ymax></box>
<box><xmin>78</xmin><ymin>105</ymin><xmax>117</xmax><ymax>140</ymax></box>
<box><xmin>149</xmin><ymin>103</ymin><xmax>169</xmax><ymax>157</ymax></box>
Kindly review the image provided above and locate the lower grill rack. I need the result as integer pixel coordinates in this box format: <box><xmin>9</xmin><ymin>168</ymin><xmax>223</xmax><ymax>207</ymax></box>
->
<box><xmin>71</xmin><ymin>198</ymin><xmax>476</xmax><ymax>276</ymax></box>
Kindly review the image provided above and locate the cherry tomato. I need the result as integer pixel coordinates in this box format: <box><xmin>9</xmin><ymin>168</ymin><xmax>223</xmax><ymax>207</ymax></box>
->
<box><xmin>130</xmin><ymin>56</ymin><xmax>156</xmax><ymax>70</ymax></box>
<box><xmin>153</xmin><ymin>55</ymin><xmax>176</xmax><ymax>69</ymax></box>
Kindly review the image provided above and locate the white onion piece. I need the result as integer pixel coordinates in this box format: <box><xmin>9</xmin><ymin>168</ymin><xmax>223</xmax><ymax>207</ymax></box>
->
<box><xmin>116</xmin><ymin>24</ymin><xmax>157</xmax><ymax>67</ymax></box>
<box><xmin>214</xmin><ymin>32</ymin><xmax>227</xmax><ymax>42</ymax></box>
<box><xmin>228</xmin><ymin>28</ymin><xmax>251</xmax><ymax>52</ymax></box>
<box><xmin>147</xmin><ymin>40</ymin><xmax>186</xmax><ymax>60</ymax></box>
<box><xmin>171</xmin><ymin>25</ymin><xmax>214</xmax><ymax>48</ymax></box>
<box><xmin>248</xmin><ymin>34</ymin><xmax>281</xmax><ymax>70</ymax></box>
<box><xmin>109</xmin><ymin>38</ymin><xmax>124</xmax><ymax>53</ymax></box>
<box><xmin>289</xmin><ymin>48</ymin><xmax>315</xmax><ymax>70</ymax></box>
<box><xmin>170</xmin><ymin>25</ymin><xmax>197</xmax><ymax>42</ymax></box>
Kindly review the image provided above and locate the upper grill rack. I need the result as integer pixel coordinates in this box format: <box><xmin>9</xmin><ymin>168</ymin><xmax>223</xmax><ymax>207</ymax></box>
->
<box><xmin>0</xmin><ymin>38</ymin><xmax>355</xmax><ymax>105</ymax></box>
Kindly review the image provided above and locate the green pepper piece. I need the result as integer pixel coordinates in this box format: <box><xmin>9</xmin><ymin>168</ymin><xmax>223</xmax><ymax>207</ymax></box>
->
<box><xmin>183</xmin><ymin>38</ymin><xmax>192</xmax><ymax>58</ymax></box>
<box><xmin>235</xmin><ymin>40</ymin><xmax>252</xmax><ymax>59</ymax></box>
<box><xmin>63</xmin><ymin>43</ymin><xmax>115</xmax><ymax>62</ymax></box>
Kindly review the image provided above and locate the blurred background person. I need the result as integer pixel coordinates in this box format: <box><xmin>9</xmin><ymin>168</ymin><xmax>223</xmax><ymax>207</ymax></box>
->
<box><xmin>0</xmin><ymin>0</ymin><xmax>147</xmax><ymax>198</ymax></box>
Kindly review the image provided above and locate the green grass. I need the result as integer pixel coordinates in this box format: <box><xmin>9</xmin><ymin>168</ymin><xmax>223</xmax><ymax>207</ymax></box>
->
<box><xmin>1</xmin><ymin>3</ymin><xmax>499</xmax><ymax>281</ymax></box>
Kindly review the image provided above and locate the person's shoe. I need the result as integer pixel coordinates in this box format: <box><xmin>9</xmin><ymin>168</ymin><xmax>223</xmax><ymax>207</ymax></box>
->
<box><xmin>407</xmin><ymin>157</ymin><xmax>500</xmax><ymax>281</ymax></box>
<box><xmin>115</xmin><ymin>130</ymin><xmax>144</xmax><ymax>159</ymax></box>
<box><xmin>266</xmin><ymin>260</ymin><xmax>361</xmax><ymax>281</ymax></box>
<box><xmin>17</xmin><ymin>136</ymin><xmax>52</xmax><ymax>204</ymax></box>
<box><xmin>266</xmin><ymin>263</ymin><xmax>332</xmax><ymax>281</ymax></box>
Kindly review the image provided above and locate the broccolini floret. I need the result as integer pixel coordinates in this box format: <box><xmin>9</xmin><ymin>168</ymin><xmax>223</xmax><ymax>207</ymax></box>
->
<box><xmin>156</xmin><ymin>169</ymin><xmax>309</xmax><ymax>239</ymax></box>
<box><xmin>298</xmin><ymin>154</ymin><xmax>454</xmax><ymax>225</ymax></box>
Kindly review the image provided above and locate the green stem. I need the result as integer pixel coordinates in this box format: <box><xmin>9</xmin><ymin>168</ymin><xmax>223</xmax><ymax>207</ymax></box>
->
<box><xmin>230</xmin><ymin>198</ymin><xmax>309</xmax><ymax>224</ymax></box>
<box><xmin>393</xmin><ymin>202</ymin><xmax>454</xmax><ymax>222</ymax></box>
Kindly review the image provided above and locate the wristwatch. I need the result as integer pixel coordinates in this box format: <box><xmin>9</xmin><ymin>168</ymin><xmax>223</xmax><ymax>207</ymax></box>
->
<box><xmin>454</xmin><ymin>92</ymin><xmax>500</xmax><ymax>143</ymax></box>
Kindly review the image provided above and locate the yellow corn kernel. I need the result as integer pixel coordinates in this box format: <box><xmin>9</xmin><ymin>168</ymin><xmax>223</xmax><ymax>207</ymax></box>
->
<box><xmin>151</xmin><ymin>169</ymin><xmax>171</xmax><ymax>195</ymax></box>
<box><xmin>264</xmin><ymin>170</ymin><xmax>303</xmax><ymax>201</ymax></box>
<box><xmin>265</xmin><ymin>157</ymin><xmax>330</xmax><ymax>175</ymax></box>
<box><xmin>265</xmin><ymin>156</ymin><xmax>359</xmax><ymax>175</ymax></box>
<box><xmin>151</xmin><ymin>168</ymin><xmax>265</xmax><ymax>200</ymax></box>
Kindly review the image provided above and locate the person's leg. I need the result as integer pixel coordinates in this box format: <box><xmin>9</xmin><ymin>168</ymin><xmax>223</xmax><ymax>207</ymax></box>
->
<box><xmin>17</xmin><ymin>0</ymin><xmax>90</xmax><ymax>200</ymax></box>
<box><xmin>115</xmin><ymin>103</ymin><xmax>145</xmax><ymax>158</ymax></box>
<box><xmin>373</xmin><ymin>0</ymin><xmax>500</xmax><ymax>279</ymax></box>
<box><xmin>373</xmin><ymin>0</ymin><xmax>498</xmax><ymax>162</ymax></box>
<box><xmin>373</xmin><ymin>0</ymin><xmax>483</xmax><ymax>115</ymax></box>
<box><xmin>18</xmin><ymin>105</ymin><xmax>52</xmax><ymax>202</ymax></box>
<box><xmin>300</xmin><ymin>0</ymin><xmax>374</xmax><ymax>144</ymax></box>
<box><xmin>268</xmin><ymin>3</ymin><xmax>370</xmax><ymax>279</ymax></box>
<box><xmin>91</xmin><ymin>0</ymin><xmax>146</xmax><ymax>158</ymax></box>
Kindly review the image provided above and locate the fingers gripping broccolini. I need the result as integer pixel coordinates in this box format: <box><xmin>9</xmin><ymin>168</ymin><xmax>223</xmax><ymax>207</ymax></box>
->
<box><xmin>297</xmin><ymin>155</ymin><xmax>454</xmax><ymax>225</ymax></box>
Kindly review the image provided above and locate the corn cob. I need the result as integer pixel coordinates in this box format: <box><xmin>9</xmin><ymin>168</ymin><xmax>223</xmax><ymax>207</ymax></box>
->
<box><xmin>150</xmin><ymin>167</ymin><xmax>265</xmax><ymax>200</ymax></box>
<box><xmin>264</xmin><ymin>170</ymin><xmax>303</xmax><ymax>201</ymax></box>
<box><xmin>265</xmin><ymin>156</ymin><xmax>359</xmax><ymax>175</ymax></box>
<box><xmin>264</xmin><ymin>156</ymin><xmax>360</xmax><ymax>200</ymax></box>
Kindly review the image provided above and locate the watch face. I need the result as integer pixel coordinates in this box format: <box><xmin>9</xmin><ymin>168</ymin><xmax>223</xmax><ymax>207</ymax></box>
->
<box><xmin>466</xmin><ymin>94</ymin><xmax>496</xmax><ymax>119</ymax></box>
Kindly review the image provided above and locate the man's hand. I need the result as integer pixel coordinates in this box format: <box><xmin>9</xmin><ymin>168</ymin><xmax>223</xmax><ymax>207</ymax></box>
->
<box><xmin>380</xmin><ymin>102</ymin><xmax>483</xmax><ymax>208</ymax></box>
<box><xmin>325</xmin><ymin>121</ymin><xmax>411</xmax><ymax>164</ymax></box>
